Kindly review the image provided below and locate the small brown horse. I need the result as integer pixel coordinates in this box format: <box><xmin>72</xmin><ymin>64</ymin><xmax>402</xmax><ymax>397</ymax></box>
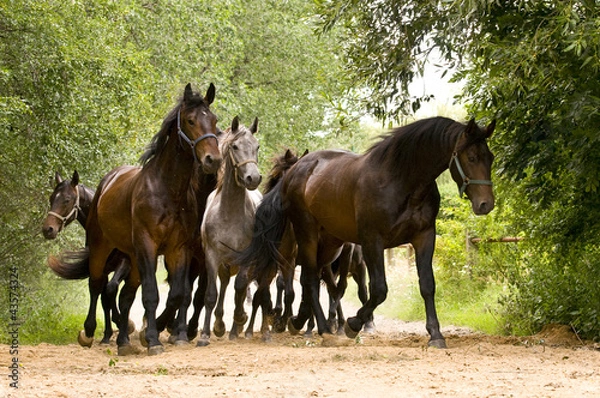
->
<box><xmin>237</xmin><ymin>117</ymin><xmax>495</xmax><ymax>347</ymax></box>
<box><xmin>43</xmin><ymin>170</ymin><xmax>134</xmax><ymax>344</ymax></box>
<box><xmin>48</xmin><ymin>83</ymin><xmax>222</xmax><ymax>355</ymax></box>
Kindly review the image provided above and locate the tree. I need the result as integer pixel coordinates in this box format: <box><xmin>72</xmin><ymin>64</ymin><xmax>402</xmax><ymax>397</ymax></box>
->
<box><xmin>316</xmin><ymin>0</ymin><xmax>600</xmax><ymax>339</ymax></box>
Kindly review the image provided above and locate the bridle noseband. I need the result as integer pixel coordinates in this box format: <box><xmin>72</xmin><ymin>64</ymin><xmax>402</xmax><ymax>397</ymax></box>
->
<box><xmin>228</xmin><ymin>147</ymin><xmax>258</xmax><ymax>185</ymax></box>
<box><xmin>177</xmin><ymin>108</ymin><xmax>218</xmax><ymax>163</ymax></box>
<box><xmin>449</xmin><ymin>133</ymin><xmax>493</xmax><ymax>198</ymax></box>
<box><xmin>47</xmin><ymin>185</ymin><xmax>80</xmax><ymax>227</ymax></box>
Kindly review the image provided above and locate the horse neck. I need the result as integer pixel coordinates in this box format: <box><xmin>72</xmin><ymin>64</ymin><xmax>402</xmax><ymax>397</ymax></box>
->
<box><xmin>145</xmin><ymin>131</ymin><xmax>197</xmax><ymax>202</ymax></box>
<box><xmin>218</xmin><ymin>156</ymin><xmax>250</xmax><ymax>209</ymax></box>
<box><xmin>380</xmin><ymin>126</ymin><xmax>459</xmax><ymax>190</ymax></box>
<box><xmin>76</xmin><ymin>184</ymin><xmax>94</xmax><ymax>228</ymax></box>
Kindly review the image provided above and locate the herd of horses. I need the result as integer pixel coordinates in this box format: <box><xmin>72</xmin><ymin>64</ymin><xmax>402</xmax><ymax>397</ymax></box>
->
<box><xmin>42</xmin><ymin>82</ymin><xmax>496</xmax><ymax>356</ymax></box>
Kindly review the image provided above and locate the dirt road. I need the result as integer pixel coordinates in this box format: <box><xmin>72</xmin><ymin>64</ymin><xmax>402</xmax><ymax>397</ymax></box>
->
<box><xmin>3</xmin><ymin>317</ymin><xmax>599</xmax><ymax>397</ymax></box>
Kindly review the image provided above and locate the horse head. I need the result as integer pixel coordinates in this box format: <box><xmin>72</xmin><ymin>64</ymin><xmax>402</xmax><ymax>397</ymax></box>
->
<box><xmin>178</xmin><ymin>83</ymin><xmax>222</xmax><ymax>174</ymax></box>
<box><xmin>223</xmin><ymin>116</ymin><xmax>262</xmax><ymax>190</ymax></box>
<box><xmin>449</xmin><ymin>119</ymin><xmax>496</xmax><ymax>215</ymax></box>
<box><xmin>42</xmin><ymin>170</ymin><xmax>81</xmax><ymax>239</ymax></box>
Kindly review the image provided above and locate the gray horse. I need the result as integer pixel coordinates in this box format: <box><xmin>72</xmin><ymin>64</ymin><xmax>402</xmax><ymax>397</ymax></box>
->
<box><xmin>197</xmin><ymin>116</ymin><xmax>262</xmax><ymax>346</ymax></box>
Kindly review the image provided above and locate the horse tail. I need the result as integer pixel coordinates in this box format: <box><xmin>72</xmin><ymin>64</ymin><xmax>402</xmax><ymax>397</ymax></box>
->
<box><xmin>47</xmin><ymin>248</ymin><xmax>90</xmax><ymax>280</ymax></box>
<box><xmin>236</xmin><ymin>178</ymin><xmax>289</xmax><ymax>279</ymax></box>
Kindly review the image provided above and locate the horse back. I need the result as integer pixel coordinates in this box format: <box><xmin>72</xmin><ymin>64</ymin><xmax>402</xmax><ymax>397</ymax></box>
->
<box><xmin>88</xmin><ymin>166</ymin><xmax>141</xmax><ymax>253</ymax></box>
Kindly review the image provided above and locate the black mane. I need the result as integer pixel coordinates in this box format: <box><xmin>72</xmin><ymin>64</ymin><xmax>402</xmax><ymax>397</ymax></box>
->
<box><xmin>366</xmin><ymin>117</ymin><xmax>465</xmax><ymax>179</ymax></box>
<box><xmin>138</xmin><ymin>90</ymin><xmax>210</xmax><ymax>166</ymax></box>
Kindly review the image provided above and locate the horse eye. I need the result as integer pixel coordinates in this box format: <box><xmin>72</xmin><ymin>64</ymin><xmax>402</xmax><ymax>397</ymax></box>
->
<box><xmin>187</xmin><ymin>119</ymin><xmax>195</xmax><ymax>126</ymax></box>
<box><xmin>468</xmin><ymin>156</ymin><xmax>476</xmax><ymax>162</ymax></box>
<box><xmin>232</xmin><ymin>145</ymin><xmax>239</xmax><ymax>150</ymax></box>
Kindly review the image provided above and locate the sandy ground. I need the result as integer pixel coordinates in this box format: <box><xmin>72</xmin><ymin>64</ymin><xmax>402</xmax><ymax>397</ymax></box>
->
<box><xmin>3</xmin><ymin>296</ymin><xmax>599</xmax><ymax>398</ymax></box>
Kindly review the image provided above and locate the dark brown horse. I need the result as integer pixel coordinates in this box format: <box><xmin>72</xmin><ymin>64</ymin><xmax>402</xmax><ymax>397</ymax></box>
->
<box><xmin>43</xmin><ymin>170</ymin><xmax>134</xmax><ymax>344</ymax></box>
<box><xmin>48</xmin><ymin>83</ymin><xmax>222</xmax><ymax>355</ymax></box>
<box><xmin>237</xmin><ymin>117</ymin><xmax>495</xmax><ymax>347</ymax></box>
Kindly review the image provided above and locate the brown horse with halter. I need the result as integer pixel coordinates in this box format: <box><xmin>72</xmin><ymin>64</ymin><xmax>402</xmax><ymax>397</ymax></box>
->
<box><xmin>43</xmin><ymin>170</ymin><xmax>135</xmax><ymax>344</ymax></box>
<box><xmin>48</xmin><ymin>83</ymin><xmax>222</xmax><ymax>355</ymax></box>
<box><xmin>236</xmin><ymin>117</ymin><xmax>495</xmax><ymax>347</ymax></box>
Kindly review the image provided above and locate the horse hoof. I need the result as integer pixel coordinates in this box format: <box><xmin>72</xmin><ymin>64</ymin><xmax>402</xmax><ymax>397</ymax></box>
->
<box><xmin>148</xmin><ymin>345</ymin><xmax>164</xmax><ymax>356</ymax></box>
<box><xmin>287</xmin><ymin>318</ymin><xmax>300</xmax><ymax>335</ymax></box>
<box><xmin>139</xmin><ymin>329</ymin><xmax>148</xmax><ymax>347</ymax></box>
<box><xmin>428</xmin><ymin>338</ymin><xmax>447</xmax><ymax>349</ymax></box>
<box><xmin>363</xmin><ymin>321</ymin><xmax>376</xmax><ymax>334</ymax></box>
<box><xmin>343</xmin><ymin>320</ymin><xmax>360</xmax><ymax>339</ymax></box>
<box><xmin>262</xmin><ymin>333</ymin><xmax>272</xmax><ymax>343</ymax></box>
<box><xmin>127</xmin><ymin>319</ymin><xmax>136</xmax><ymax>335</ymax></box>
<box><xmin>273</xmin><ymin>318</ymin><xmax>286</xmax><ymax>333</ymax></box>
<box><xmin>77</xmin><ymin>330</ymin><xmax>94</xmax><ymax>348</ymax></box>
<box><xmin>187</xmin><ymin>329</ymin><xmax>198</xmax><ymax>341</ymax></box>
<box><xmin>100</xmin><ymin>338</ymin><xmax>111</xmax><ymax>345</ymax></box>
<box><xmin>173</xmin><ymin>339</ymin><xmax>189</xmax><ymax>346</ymax></box>
<box><xmin>117</xmin><ymin>343</ymin><xmax>140</xmax><ymax>356</ymax></box>
<box><xmin>228</xmin><ymin>331</ymin><xmax>239</xmax><ymax>341</ymax></box>
<box><xmin>167</xmin><ymin>334</ymin><xmax>188</xmax><ymax>345</ymax></box>
<box><xmin>213</xmin><ymin>322</ymin><xmax>226</xmax><ymax>338</ymax></box>
<box><xmin>196</xmin><ymin>338</ymin><xmax>210</xmax><ymax>347</ymax></box>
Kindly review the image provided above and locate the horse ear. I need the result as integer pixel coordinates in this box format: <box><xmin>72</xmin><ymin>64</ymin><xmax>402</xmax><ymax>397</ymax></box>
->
<box><xmin>71</xmin><ymin>170</ymin><xmax>79</xmax><ymax>187</ymax></box>
<box><xmin>184</xmin><ymin>83</ymin><xmax>194</xmax><ymax>102</ymax></box>
<box><xmin>301</xmin><ymin>149</ymin><xmax>309</xmax><ymax>157</ymax></box>
<box><xmin>250</xmin><ymin>117</ymin><xmax>259</xmax><ymax>134</ymax></box>
<box><xmin>284</xmin><ymin>149</ymin><xmax>293</xmax><ymax>161</ymax></box>
<box><xmin>485</xmin><ymin>119</ymin><xmax>496</xmax><ymax>138</ymax></box>
<box><xmin>231</xmin><ymin>116</ymin><xmax>239</xmax><ymax>133</ymax></box>
<box><xmin>55</xmin><ymin>171</ymin><xmax>63</xmax><ymax>185</ymax></box>
<box><xmin>465</xmin><ymin>118</ymin><xmax>477</xmax><ymax>137</ymax></box>
<box><xmin>205</xmin><ymin>83</ymin><xmax>216</xmax><ymax>105</ymax></box>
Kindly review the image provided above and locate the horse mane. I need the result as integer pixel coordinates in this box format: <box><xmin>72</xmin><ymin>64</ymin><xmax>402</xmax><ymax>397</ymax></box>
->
<box><xmin>365</xmin><ymin>117</ymin><xmax>466</xmax><ymax>179</ymax></box>
<box><xmin>138</xmin><ymin>90</ymin><xmax>210</xmax><ymax>166</ymax></box>
<box><xmin>263</xmin><ymin>149</ymin><xmax>304</xmax><ymax>194</ymax></box>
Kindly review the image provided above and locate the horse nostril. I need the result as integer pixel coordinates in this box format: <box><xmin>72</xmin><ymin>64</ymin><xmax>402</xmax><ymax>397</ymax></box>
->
<box><xmin>205</xmin><ymin>155</ymin><xmax>213</xmax><ymax>166</ymax></box>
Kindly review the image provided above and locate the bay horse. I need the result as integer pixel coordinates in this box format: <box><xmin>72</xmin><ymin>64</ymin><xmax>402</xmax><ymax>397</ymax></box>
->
<box><xmin>236</xmin><ymin>117</ymin><xmax>495</xmax><ymax>347</ymax></box>
<box><xmin>48</xmin><ymin>83</ymin><xmax>222</xmax><ymax>355</ymax></box>
<box><xmin>198</xmin><ymin>116</ymin><xmax>262</xmax><ymax>346</ymax></box>
<box><xmin>43</xmin><ymin>170</ymin><xmax>134</xmax><ymax>344</ymax></box>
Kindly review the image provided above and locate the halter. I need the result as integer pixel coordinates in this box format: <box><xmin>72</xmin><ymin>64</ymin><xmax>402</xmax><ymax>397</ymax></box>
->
<box><xmin>228</xmin><ymin>145</ymin><xmax>258</xmax><ymax>185</ymax></box>
<box><xmin>47</xmin><ymin>185</ymin><xmax>80</xmax><ymax>227</ymax></box>
<box><xmin>449</xmin><ymin>133</ymin><xmax>493</xmax><ymax>198</ymax></box>
<box><xmin>177</xmin><ymin>108</ymin><xmax>218</xmax><ymax>163</ymax></box>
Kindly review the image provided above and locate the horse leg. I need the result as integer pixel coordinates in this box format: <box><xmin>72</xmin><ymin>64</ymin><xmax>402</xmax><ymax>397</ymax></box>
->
<box><xmin>353</xmin><ymin>255</ymin><xmax>375</xmax><ymax>333</ymax></box>
<box><xmin>292</xmin><ymin>261</ymin><xmax>329</xmax><ymax>335</ymax></box>
<box><xmin>187</xmin><ymin>263</ymin><xmax>206</xmax><ymax>340</ymax></box>
<box><xmin>116</xmin><ymin>274</ymin><xmax>140</xmax><ymax>356</ymax></box>
<box><xmin>162</xmin><ymin>250</ymin><xmax>191</xmax><ymax>345</ymax></box>
<box><xmin>197</xmin><ymin>253</ymin><xmax>218</xmax><ymax>347</ymax></box>
<box><xmin>213</xmin><ymin>265</ymin><xmax>230</xmax><ymax>338</ymax></box>
<box><xmin>277</xmin><ymin>263</ymin><xmax>296</xmax><ymax>333</ymax></box>
<box><xmin>80</xmin><ymin>273</ymin><xmax>106</xmax><ymax>347</ymax></box>
<box><xmin>135</xmin><ymin>244</ymin><xmax>163</xmax><ymax>355</ymax></box>
<box><xmin>99</xmin><ymin>285</ymin><xmax>114</xmax><ymax>344</ymax></box>
<box><xmin>274</xmin><ymin>271</ymin><xmax>284</xmax><ymax>318</ymax></box>
<box><xmin>231</xmin><ymin>266</ymin><xmax>250</xmax><ymax>340</ymax></box>
<box><xmin>257</xmin><ymin>280</ymin><xmax>274</xmax><ymax>343</ymax></box>
<box><xmin>244</xmin><ymin>284</ymin><xmax>260</xmax><ymax>339</ymax></box>
<box><xmin>413</xmin><ymin>230</ymin><xmax>446</xmax><ymax>348</ymax></box>
<box><xmin>345</xmin><ymin>238</ymin><xmax>386</xmax><ymax>339</ymax></box>
<box><xmin>321</xmin><ymin>264</ymin><xmax>339</xmax><ymax>333</ymax></box>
